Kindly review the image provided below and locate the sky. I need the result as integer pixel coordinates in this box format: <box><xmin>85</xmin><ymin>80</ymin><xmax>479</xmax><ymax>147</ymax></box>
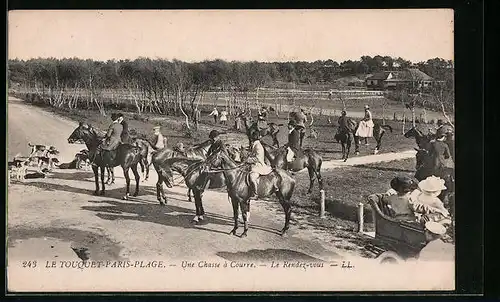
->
<box><xmin>8</xmin><ymin>9</ymin><xmax>454</xmax><ymax>63</ymax></box>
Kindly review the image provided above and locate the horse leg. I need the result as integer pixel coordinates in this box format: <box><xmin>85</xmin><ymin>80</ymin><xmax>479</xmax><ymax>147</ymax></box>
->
<box><xmin>306</xmin><ymin>167</ymin><xmax>316</xmax><ymax>194</ymax></box>
<box><xmin>192</xmin><ymin>190</ymin><xmax>205</xmax><ymax>223</ymax></box>
<box><xmin>139</xmin><ymin>159</ymin><xmax>145</xmax><ymax>182</ymax></box>
<box><xmin>99</xmin><ymin>166</ymin><xmax>106</xmax><ymax>196</ymax></box>
<box><xmin>156</xmin><ymin>171</ymin><xmax>167</xmax><ymax>206</ymax></box>
<box><xmin>187</xmin><ymin>188</ymin><xmax>192</xmax><ymax>202</ymax></box>
<box><xmin>131</xmin><ymin>163</ymin><xmax>140</xmax><ymax>196</ymax></box>
<box><xmin>315</xmin><ymin>166</ymin><xmax>323</xmax><ymax>191</ymax></box>
<box><xmin>122</xmin><ymin>166</ymin><xmax>131</xmax><ymax>200</ymax></box>
<box><xmin>145</xmin><ymin>159</ymin><xmax>150</xmax><ymax>181</ymax></box>
<box><xmin>281</xmin><ymin>202</ymin><xmax>292</xmax><ymax>236</ymax></box>
<box><xmin>240</xmin><ymin>200</ymin><xmax>250</xmax><ymax>238</ymax></box>
<box><xmin>354</xmin><ymin>135</ymin><xmax>360</xmax><ymax>155</ymax></box>
<box><xmin>229</xmin><ymin>198</ymin><xmax>239</xmax><ymax>235</ymax></box>
<box><xmin>340</xmin><ymin>142</ymin><xmax>345</xmax><ymax>160</ymax></box>
<box><xmin>374</xmin><ymin>132</ymin><xmax>385</xmax><ymax>154</ymax></box>
<box><xmin>92</xmin><ymin>165</ymin><xmax>100</xmax><ymax>195</ymax></box>
<box><xmin>345</xmin><ymin>137</ymin><xmax>352</xmax><ymax>162</ymax></box>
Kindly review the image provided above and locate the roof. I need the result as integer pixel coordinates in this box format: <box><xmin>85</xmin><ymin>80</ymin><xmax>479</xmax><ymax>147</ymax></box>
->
<box><xmin>366</xmin><ymin>71</ymin><xmax>392</xmax><ymax>81</ymax></box>
<box><xmin>367</xmin><ymin>69</ymin><xmax>433</xmax><ymax>82</ymax></box>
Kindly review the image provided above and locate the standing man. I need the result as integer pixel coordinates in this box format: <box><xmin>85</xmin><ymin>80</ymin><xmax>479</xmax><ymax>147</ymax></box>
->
<box><xmin>286</xmin><ymin>120</ymin><xmax>301</xmax><ymax>166</ymax></box>
<box><xmin>429</xmin><ymin>127</ymin><xmax>454</xmax><ymax>176</ymax></box>
<box><xmin>151</xmin><ymin>126</ymin><xmax>166</xmax><ymax>151</ymax></box>
<box><xmin>294</xmin><ymin>108</ymin><xmax>308</xmax><ymax>148</ymax></box>
<box><xmin>220</xmin><ymin>108</ymin><xmax>228</xmax><ymax>126</ymax></box>
<box><xmin>247</xmin><ymin>131</ymin><xmax>272</xmax><ymax>200</ymax></box>
<box><xmin>193</xmin><ymin>107</ymin><xmax>201</xmax><ymax>131</ymax></box>
<box><xmin>209</xmin><ymin>107</ymin><xmax>219</xmax><ymax>124</ymax></box>
<box><xmin>206</xmin><ymin>130</ymin><xmax>225</xmax><ymax>157</ymax></box>
<box><xmin>355</xmin><ymin>105</ymin><xmax>374</xmax><ymax>145</ymax></box>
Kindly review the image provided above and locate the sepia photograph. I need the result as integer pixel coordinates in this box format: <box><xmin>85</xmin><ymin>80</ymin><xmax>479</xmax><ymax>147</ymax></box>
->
<box><xmin>7</xmin><ymin>9</ymin><xmax>456</xmax><ymax>292</ymax></box>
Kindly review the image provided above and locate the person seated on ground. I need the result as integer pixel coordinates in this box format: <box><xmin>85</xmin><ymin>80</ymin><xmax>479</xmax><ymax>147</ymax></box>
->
<box><xmin>93</xmin><ymin>112</ymin><xmax>123</xmax><ymax>164</ymax></box>
<box><xmin>409</xmin><ymin>176</ymin><xmax>451</xmax><ymax>226</ymax></box>
<box><xmin>417</xmin><ymin>221</ymin><xmax>454</xmax><ymax>262</ymax></box>
<box><xmin>246</xmin><ymin>131</ymin><xmax>272</xmax><ymax>200</ymax></box>
<box><xmin>151</xmin><ymin>126</ymin><xmax>165</xmax><ymax>151</ymax></box>
<box><xmin>286</xmin><ymin>120</ymin><xmax>301</xmax><ymax>168</ymax></box>
<box><xmin>367</xmin><ymin>176</ymin><xmax>417</xmax><ymax>222</ymax></box>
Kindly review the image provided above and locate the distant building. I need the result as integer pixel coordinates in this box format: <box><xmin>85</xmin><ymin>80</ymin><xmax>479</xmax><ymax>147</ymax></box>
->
<box><xmin>365</xmin><ymin>68</ymin><xmax>441</xmax><ymax>91</ymax></box>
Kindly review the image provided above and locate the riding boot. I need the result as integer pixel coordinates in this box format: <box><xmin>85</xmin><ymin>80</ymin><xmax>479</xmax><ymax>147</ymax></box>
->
<box><xmin>249</xmin><ymin>180</ymin><xmax>258</xmax><ymax>200</ymax></box>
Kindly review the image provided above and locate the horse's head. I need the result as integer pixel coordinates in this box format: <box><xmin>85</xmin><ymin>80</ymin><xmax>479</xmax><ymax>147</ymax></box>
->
<box><xmin>404</xmin><ymin>127</ymin><xmax>419</xmax><ymax>138</ymax></box>
<box><xmin>206</xmin><ymin>145</ymin><xmax>232</xmax><ymax>170</ymax></box>
<box><xmin>68</xmin><ymin>122</ymin><xmax>96</xmax><ymax>144</ymax></box>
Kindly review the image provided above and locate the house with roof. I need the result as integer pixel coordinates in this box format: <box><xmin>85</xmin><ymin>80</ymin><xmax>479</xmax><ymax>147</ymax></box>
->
<box><xmin>365</xmin><ymin>69</ymin><xmax>439</xmax><ymax>91</ymax></box>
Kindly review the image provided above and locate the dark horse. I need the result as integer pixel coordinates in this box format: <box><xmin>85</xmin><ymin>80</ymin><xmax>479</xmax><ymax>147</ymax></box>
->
<box><xmin>405</xmin><ymin>127</ymin><xmax>455</xmax><ymax>163</ymax></box>
<box><xmin>205</xmin><ymin>146</ymin><xmax>296</xmax><ymax>237</ymax></box>
<box><xmin>67</xmin><ymin>122</ymin><xmax>143</xmax><ymax>198</ymax></box>
<box><xmin>158</xmin><ymin>157</ymin><xmax>227</xmax><ymax>223</ymax></box>
<box><xmin>414</xmin><ymin>148</ymin><xmax>455</xmax><ymax>206</ymax></box>
<box><xmin>334</xmin><ymin>118</ymin><xmax>393</xmax><ymax>159</ymax></box>
<box><xmin>151</xmin><ymin>139</ymin><xmax>212</xmax><ymax>204</ymax></box>
<box><xmin>240</xmin><ymin>116</ymin><xmax>282</xmax><ymax>148</ymax></box>
<box><xmin>260</xmin><ymin>142</ymin><xmax>323</xmax><ymax>194</ymax></box>
<box><xmin>404</xmin><ymin>127</ymin><xmax>433</xmax><ymax>150</ymax></box>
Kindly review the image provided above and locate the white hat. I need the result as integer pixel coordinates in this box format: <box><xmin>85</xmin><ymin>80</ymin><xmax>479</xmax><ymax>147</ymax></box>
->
<box><xmin>153</xmin><ymin>126</ymin><xmax>161</xmax><ymax>131</ymax></box>
<box><xmin>364</xmin><ymin>105</ymin><xmax>370</xmax><ymax>109</ymax></box>
<box><xmin>418</xmin><ymin>176</ymin><xmax>447</xmax><ymax>192</ymax></box>
<box><xmin>425</xmin><ymin>221</ymin><xmax>447</xmax><ymax>235</ymax></box>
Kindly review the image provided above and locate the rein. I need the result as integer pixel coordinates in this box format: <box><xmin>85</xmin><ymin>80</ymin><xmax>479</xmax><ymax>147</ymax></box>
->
<box><xmin>205</xmin><ymin>163</ymin><xmax>247</xmax><ymax>174</ymax></box>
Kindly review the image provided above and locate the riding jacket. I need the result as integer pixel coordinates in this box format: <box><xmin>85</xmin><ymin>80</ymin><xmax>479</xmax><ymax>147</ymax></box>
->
<box><xmin>102</xmin><ymin>121</ymin><xmax>123</xmax><ymax>151</ymax></box>
<box><xmin>288</xmin><ymin>128</ymin><xmax>301</xmax><ymax>153</ymax></box>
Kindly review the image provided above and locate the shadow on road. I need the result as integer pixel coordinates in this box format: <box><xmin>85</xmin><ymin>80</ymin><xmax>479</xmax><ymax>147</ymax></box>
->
<box><xmin>216</xmin><ymin>248</ymin><xmax>327</xmax><ymax>262</ymax></box>
<box><xmin>352</xmin><ymin>164</ymin><xmax>415</xmax><ymax>173</ymax></box>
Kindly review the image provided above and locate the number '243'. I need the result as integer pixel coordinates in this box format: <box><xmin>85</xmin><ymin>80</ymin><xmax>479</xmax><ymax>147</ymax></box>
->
<box><xmin>22</xmin><ymin>261</ymin><xmax>37</xmax><ymax>268</ymax></box>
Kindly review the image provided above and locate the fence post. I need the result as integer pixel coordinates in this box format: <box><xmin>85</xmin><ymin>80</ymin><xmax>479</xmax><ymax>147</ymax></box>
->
<box><xmin>319</xmin><ymin>190</ymin><xmax>326</xmax><ymax>218</ymax></box>
<box><xmin>357</xmin><ymin>202</ymin><xmax>364</xmax><ymax>234</ymax></box>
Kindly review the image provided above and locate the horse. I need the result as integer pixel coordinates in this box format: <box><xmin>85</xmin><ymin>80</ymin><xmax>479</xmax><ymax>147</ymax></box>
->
<box><xmin>205</xmin><ymin>146</ymin><xmax>296</xmax><ymax>237</ymax></box>
<box><xmin>414</xmin><ymin>148</ymin><xmax>455</xmax><ymax>205</ymax></box>
<box><xmin>151</xmin><ymin>139</ymin><xmax>212</xmax><ymax>204</ymax></box>
<box><xmin>240</xmin><ymin>116</ymin><xmax>282</xmax><ymax>148</ymax></box>
<box><xmin>261</xmin><ymin>142</ymin><xmax>323</xmax><ymax>194</ymax></box>
<box><xmin>335</xmin><ymin>118</ymin><xmax>393</xmax><ymax>157</ymax></box>
<box><xmin>404</xmin><ymin>127</ymin><xmax>434</xmax><ymax>150</ymax></box>
<box><xmin>67</xmin><ymin>122</ymin><xmax>143</xmax><ymax>199</ymax></box>
<box><xmin>157</xmin><ymin>157</ymin><xmax>227</xmax><ymax>223</ymax></box>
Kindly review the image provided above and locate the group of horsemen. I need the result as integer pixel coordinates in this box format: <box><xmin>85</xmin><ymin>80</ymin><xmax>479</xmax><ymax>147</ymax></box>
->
<box><xmin>95</xmin><ymin>105</ymin><xmax>453</xmax><ymax>201</ymax></box>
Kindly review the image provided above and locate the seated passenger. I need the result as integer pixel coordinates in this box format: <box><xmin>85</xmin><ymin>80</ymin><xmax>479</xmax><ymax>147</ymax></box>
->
<box><xmin>367</xmin><ymin>176</ymin><xmax>417</xmax><ymax>222</ymax></box>
<box><xmin>409</xmin><ymin>176</ymin><xmax>451</xmax><ymax>226</ymax></box>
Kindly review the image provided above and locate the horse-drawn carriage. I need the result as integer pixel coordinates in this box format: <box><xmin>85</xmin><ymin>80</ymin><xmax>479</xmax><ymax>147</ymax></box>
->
<box><xmin>362</xmin><ymin>198</ymin><xmax>427</xmax><ymax>263</ymax></box>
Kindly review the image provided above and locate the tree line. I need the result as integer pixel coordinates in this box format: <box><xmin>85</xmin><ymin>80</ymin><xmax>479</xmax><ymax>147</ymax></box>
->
<box><xmin>8</xmin><ymin>56</ymin><xmax>454</xmax><ymax>127</ymax></box>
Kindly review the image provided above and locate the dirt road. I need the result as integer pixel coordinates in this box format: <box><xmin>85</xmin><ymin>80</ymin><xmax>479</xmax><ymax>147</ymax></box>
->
<box><xmin>8</xmin><ymin>97</ymin><xmax>453</xmax><ymax>292</ymax></box>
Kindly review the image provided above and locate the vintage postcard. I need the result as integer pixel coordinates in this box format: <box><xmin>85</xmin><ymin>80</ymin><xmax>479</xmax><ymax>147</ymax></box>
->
<box><xmin>7</xmin><ymin>9</ymin><xmax>455</xmax><ymax>292</ymax></box>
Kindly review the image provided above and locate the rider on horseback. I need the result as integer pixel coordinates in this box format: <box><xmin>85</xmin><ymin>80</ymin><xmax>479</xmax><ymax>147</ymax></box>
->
<box><xmin>247</xmin><ymin>131</ymin><xmax>272</xmax><ymax>200</ymax></box>
<box><xmin>286</xmin><ymin>120</ymin><xmax>301</xmax><ymax>168</ymax></box>
<box><xmin>151</xmin><ymin>126</ymin><xmax>166</xmax><ymax>151</ymax></box>
<box><xmin>93</xmin><ymin>113</ymin><xmax>123</xmax><ymax>165</ymax></box>
<box><xmin>337</xmin><ymin>110</ymin><xmax>349</xmax><ymax>134</ymax></box>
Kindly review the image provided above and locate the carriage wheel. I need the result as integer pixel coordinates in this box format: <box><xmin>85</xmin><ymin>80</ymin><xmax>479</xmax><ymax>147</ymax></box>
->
<box><xmin>377</xmin><ymin>251</ymin><xmax>404</xmax><ymax>265</ymax></box>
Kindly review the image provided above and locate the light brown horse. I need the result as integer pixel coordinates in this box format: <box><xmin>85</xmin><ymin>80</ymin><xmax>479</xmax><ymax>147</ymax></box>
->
<box><xmin>261</xmin><ymin>142</ymin><xmax>323</xmax><ymax>194</ymax></box>
<box><xmin>151</xmin><ymin>139</ymin><xmax>212</xmax><ymax>204</ymax></box>
<box><xmin>205</xmin><ymin>146</ymin><xmax>296</xmax><ymax>237</ymax></box>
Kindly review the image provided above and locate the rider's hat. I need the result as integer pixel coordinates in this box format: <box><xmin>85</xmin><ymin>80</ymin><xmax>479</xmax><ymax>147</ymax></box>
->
<box><xmin>390</xmin><ymin>176</ymin><xmax>414</xmax><ymax>193</ymax></box>
<box><xmin>364</xmin><ymin>105</ymin><xmax>370</xmax><ymax>110</ymax></box>
<box><xmin>111</xmin><ymin>113</ymin><xmax>119</xmax><ymax>121</ymax></box>
<box><xmin>209</xmin><ymin>130</ymin><xmax>221</xmax><ymax>139</ymax></box>
<box><xmin>425</xmin><ymin>221</ymin><xmax>447</xmax><ymax>236</ymax></box>
<box><xmin>341</xmin><ymin>110</ymin><xmax>347</xmax><ymax>116</ymax></box>
<box><xmin>250</xmin><ymin>130</ymin><xmax>260</xmax><ymax>140</ymax></box>
<box><xmin>153</xmin><ymin>126</ymin><xmax>161</xmax><ymax>131</ymax></box>
<box><xmin>418</xmin><ymin>176</ymin><xmax>447</xmax><ymax>193</ymax></box>
<box><xmin>288</xmin><ymin>119</ymin><xmax>297</xmax><ymax>127</ymax></box>
<box><xmin>436</xmin><ymin>127</ymin><xmax>448</xmax><ymax>138</ymax></box>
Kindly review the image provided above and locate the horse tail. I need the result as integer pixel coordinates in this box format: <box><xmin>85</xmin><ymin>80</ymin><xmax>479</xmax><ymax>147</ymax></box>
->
<box><xmin>380</xmin><ymin>125</ymin><xmax>393</xmax><ymax>132</ymax></box>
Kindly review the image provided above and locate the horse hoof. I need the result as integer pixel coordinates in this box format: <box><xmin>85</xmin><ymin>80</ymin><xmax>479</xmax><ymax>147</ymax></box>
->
<box><xmin>133</xmin><ymin>192</ymin><xmax>139</xmax><ymax>197</ymax></box>
<box><xmin>307</xmin><ymin>190</ymin><xmax>312</xmax><ymax>194</ymax></box>
<box><xmin>159</xmin><ymin>202</ymin><xmax>166</xmax><ymax>206</ymax></box>
<box><xmin>94</xmin><ymin>191</ymin><xmax>100</xmax><ymax>196</ymax></box>
<box><xmin>99</xmin><ymin>191</ymin><xmax>105</xmax><ymax>196</ymax></box>
<box><xmin>240</xmin><ymin>232</ymin><xmax>248</xmax><ymax>238</ymax></box>
<box><xmin>122</xmin><ymin>196</ymin><xmax>128</xmax><ymax>200</ymax></box>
